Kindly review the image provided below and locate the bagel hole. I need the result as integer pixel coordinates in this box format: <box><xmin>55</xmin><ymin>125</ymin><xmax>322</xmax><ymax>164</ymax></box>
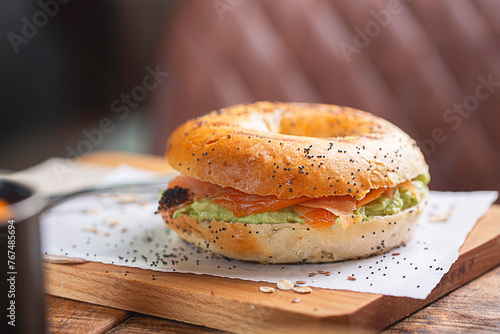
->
<box><xmin>278</xmin><ymin>114</ymin><xmax>378</xmax><ymax>138</ymax></box>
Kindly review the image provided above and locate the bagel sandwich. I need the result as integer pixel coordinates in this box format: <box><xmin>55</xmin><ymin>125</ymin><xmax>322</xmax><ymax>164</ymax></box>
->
<box><xmin>157</xmin><ymin>102</ymin><xmax>430</xmax><ymax>264</ymax></box>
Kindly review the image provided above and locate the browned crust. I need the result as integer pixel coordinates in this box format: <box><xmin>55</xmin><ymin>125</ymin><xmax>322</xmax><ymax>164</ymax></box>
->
<box><xmin>166</xmin><ymin>102</ymin><xmax>427</xmax><ymax>199</ymax></box>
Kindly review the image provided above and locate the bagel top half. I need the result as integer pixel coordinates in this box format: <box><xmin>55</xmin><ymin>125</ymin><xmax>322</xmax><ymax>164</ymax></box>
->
<box><xmin>166</xmin><ymin>102</ymin><xmax>427</xmax><ymax>200</ymax></box>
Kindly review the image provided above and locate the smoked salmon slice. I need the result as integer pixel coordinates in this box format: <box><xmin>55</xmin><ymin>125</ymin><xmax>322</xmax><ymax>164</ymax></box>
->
<box><xmin>293</xmin><ymin>195</ymin><xmax>361</xmax><ymax>228</ymax></box>
<box><xmin>385</xmin><ymin>181</ymin><xmax>419</xmax><ymax>202</ymax></box>
<box><xmin>356</xmin><ymin>188</ymin><xmax>386</xmax><ymax>209</ymax></box>
<box><xmin>166</xmin><ymin>175</ymin><xmax>309</xmax><ymax>217</ymax></box>
<box><xmin>212</xmin><ymin>187</ymin><xmax>309</xmax><ymax>217</ymax></box>
<box><xmin>164</xmin><ymin>175</ymin><xmax>402</xmax><ymax>227</ymax></box>
<box><xmin>292</xmin><ymin>206</ymin><xmax>338</xmax><ymax>228</ymax></box>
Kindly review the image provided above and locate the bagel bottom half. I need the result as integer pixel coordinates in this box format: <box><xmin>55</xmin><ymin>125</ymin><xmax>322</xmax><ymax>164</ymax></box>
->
<box><xmin>160</xmin><ymin>194</ymin><xmax>427</xmax><ymax>264</ymax></box>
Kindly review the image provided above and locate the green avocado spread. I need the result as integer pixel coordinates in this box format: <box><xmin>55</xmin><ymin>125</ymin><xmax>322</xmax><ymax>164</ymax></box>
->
<box><xmin>173</xmin><ymin>169</ymin><xmax>430</xmax><ymax>224</ymax></box>
<box><xmin>354</xmin><ymin>178</ymin><xmax>428</xmax><ymax>221</ymax></box>
<box><xmin>173</xmin><ymin>200</ymin><xmax>304</xmax><ymax>224</ymax></box>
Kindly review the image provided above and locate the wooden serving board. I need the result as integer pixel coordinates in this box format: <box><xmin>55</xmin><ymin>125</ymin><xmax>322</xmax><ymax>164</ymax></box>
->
<box><xmin>44</xmin><ymin>152</ymin><xmax>500</xmax><ymax>334</ymax></box>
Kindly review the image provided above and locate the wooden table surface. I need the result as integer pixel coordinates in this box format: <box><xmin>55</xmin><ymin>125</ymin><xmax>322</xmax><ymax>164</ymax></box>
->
<box><xmin>44</xmin><ymin>152</ymin><xmax>500</xmax><ymax>333</ymax></box>
<box><xmin>46</xmin><ymin>266</ymin><xmax>499</xmax><ymax>333</ymax></box>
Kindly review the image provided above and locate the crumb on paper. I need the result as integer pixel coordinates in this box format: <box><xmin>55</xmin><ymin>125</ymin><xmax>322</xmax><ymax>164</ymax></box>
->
<box><xmin>308</xmin><ymin>272</ymin><xmax>316</xmax><ymax>277</ymax></box>
<box><xmin>295</xmin><ymin>280</ymin><xmax>306</xmax><ymax>285</ymax></box>
<box><xmin>115</xmin><ymin>194</ymin><xmax>140</xmax><ymax>204</ymax></box>
<box><xmin>429</xmin><ymin>212</ymin><xmax>452</xmax><ymax>222</ymax></box>
<box><xmin>82</xmin><ymin>227</ymin><xmax>109</xmax><ymax>237</ymax></box>
<box><xmin>105</xmin><ymin>219</ymin><xmax>119</xmax><ymax>228</ymax></box>
<box><xmin>85</xmin><ymin>207</ymin><xmax>102</xmax><ymax>214</ymax></box>
<box><xmin>348</xmin><ymin>276</ymin><xmax>356</xmax><ymax>281</ymax></box>
<box><xmin>96</xmin><ymin>230</ymin><xmax>110</xmax><ymax>237</ymax></box>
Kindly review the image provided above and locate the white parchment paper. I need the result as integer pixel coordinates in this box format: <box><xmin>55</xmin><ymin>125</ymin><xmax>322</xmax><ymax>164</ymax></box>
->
<box><xmin>40</xmin><ymin>167</ymin><xmax>497</xmax><ymax>299</ymax></box>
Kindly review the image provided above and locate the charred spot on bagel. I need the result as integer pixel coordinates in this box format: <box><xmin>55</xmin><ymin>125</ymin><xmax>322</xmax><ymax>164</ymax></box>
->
<box><xmin>158</xmin><ymin>186</ymin><xmax>191</xmax><ymax>211</ymax></box>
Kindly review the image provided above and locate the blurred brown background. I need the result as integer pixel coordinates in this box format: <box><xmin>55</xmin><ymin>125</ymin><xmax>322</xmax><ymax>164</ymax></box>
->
<box><xmin>1</xmin><ymin>0</ymin><xmax>499</xmax><ymax>196</ymax></box>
